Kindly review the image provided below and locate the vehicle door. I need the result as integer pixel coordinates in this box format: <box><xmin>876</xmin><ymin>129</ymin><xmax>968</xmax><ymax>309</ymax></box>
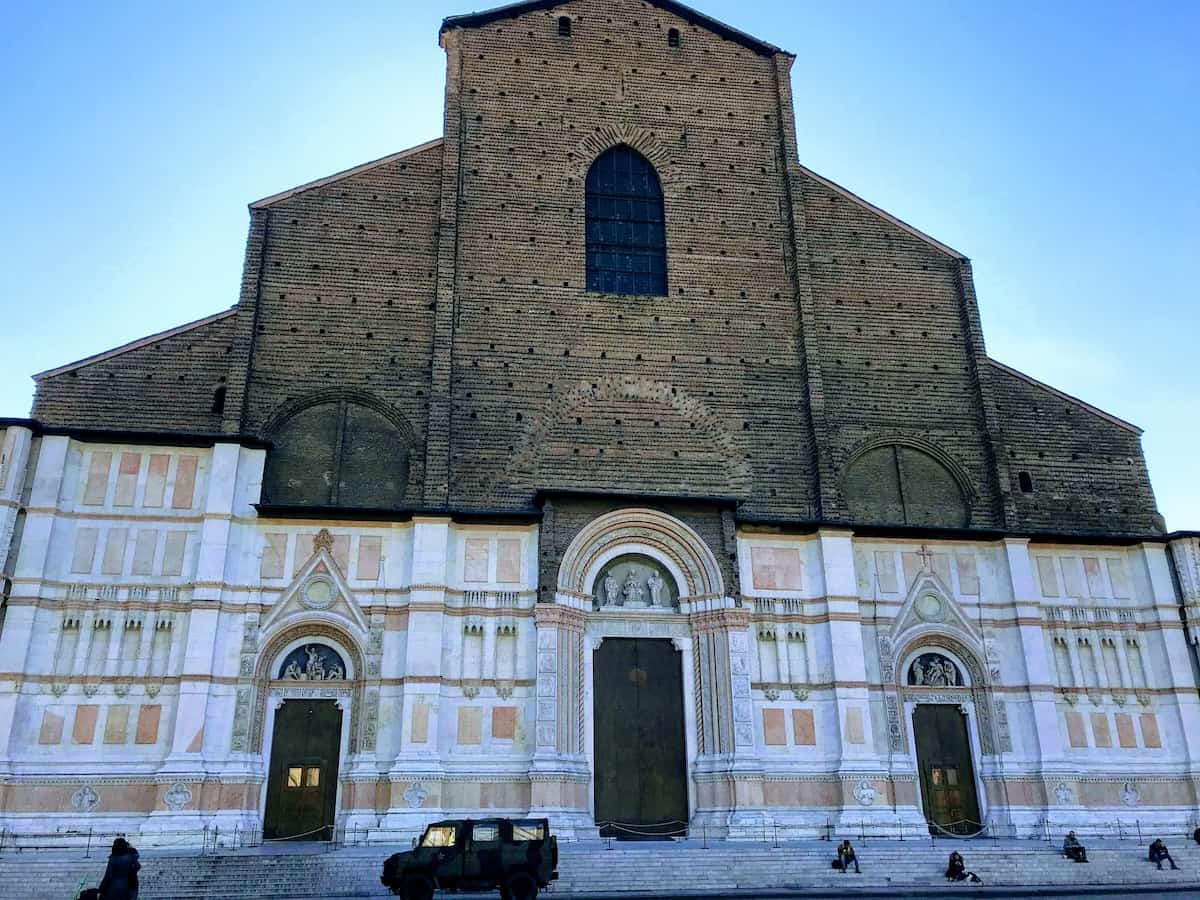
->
<box><xmin>419</xmin><ymin>822</ymin><xmax>465</xmax><ymax>884</ymax></box>
<box><xmin>463</xmin><ymin>820</ymin><xmax>504</xmax><ymax>882</ymax></box>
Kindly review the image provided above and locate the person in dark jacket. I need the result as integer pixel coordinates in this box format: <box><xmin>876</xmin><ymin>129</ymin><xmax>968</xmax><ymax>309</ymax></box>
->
<box><xmin>1149</xmin><ymin>838</ymin><xmax>1180</xmax><ymax>870</ymax></box>
<box><xmin>1062</xmin><ymin>831</ymin><xmax>1088</xmax><ymax>863</ymax></box>
<box><xmin>99</xmin><ymin>837</ymin><xmax>140</xmax><ymax>900</ymax></box>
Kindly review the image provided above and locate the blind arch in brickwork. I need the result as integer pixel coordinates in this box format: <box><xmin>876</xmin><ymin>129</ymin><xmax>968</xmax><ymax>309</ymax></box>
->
<box><xmin>840</xmin><ymin>437</ymin><xmax>973</xmax><ymax>528</ymax></box>
<box><xmin>261</xmin><ymin>390</ymin><xmax>416</xmax><ymax>509</ymax></box>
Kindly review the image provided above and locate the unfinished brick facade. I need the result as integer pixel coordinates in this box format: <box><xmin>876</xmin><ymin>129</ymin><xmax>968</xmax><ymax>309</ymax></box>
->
<box><xmin>29</xmin><ymin>0</ymin><xmax>1162</xmax><ymax>536</ymax></box>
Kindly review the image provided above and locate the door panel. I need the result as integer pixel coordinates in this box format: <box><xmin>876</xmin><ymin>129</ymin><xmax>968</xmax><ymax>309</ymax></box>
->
<box><xmin>263</xmin><ymin>700</ymin><xmax>342</xmax><ymax>839</ymax></box>
<box><xmin>594</xmin><ymin>638</ymin><xmax>687</xmax><ymax>837</ymax></box>
<box><xmin>913</xmin><ymin>703</ymin><xmax>982</xmax><ymax>835</ymax></box>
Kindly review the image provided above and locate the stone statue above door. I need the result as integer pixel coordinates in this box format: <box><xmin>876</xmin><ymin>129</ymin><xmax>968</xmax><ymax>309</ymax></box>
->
<box><xmin>594</xmin><ymin>554</ymin><xmax>679</xmax><ymax>611</ymax></box>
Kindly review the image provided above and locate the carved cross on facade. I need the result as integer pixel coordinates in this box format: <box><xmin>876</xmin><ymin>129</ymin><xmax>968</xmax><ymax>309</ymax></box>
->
<box><xmin>917</xmin><ymin>544</ymin><xmax>934</xmax><ymax>571</ymax></box>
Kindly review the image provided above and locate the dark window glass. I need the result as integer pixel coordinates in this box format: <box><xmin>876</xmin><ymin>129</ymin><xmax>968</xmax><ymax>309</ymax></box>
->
<box><xmin>668</xmin><ymin>28</ymin><xmax>681</xmax><ymax>48</ymax></box>
<box><xmin>558</xmin><ymin>16</ymin><xmax>571</xmax><ymax>37</ymax></box>
<box><xmin>211</xmin><ymin>386</ymin><xmax>227</xmax><ymax>415</ymax></box>
<box><xmin>585</xmin><ymin>145</ymin><xmax>666</xmax><ymax>296</ymax></box>
<box><xmin>1018</xmin><ymin>470</ymin><xmax>1034</xmax><ymax>493</ymax></box>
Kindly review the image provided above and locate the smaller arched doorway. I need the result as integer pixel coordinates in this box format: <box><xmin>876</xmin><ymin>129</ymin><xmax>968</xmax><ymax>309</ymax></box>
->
<box><xmin>904</xmin><ymin>650</ymin><xmax>984</xmax><ymax>835</ymax></box>
<box><xmin>261</xmin><ymin>642</ymin><xmax>352</xmax><ymax>840</ymax></box>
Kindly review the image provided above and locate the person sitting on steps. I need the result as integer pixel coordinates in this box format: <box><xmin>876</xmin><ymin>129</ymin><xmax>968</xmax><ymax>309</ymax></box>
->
<box><xmin>1193</xmin><ymin>826</ymin><xmax>1200</xmax><ymax>847</ymax></box>
<box><xmin>1062</xmin><ymin>831</ymin><xmax>1088</xmax><ymax>863</ymax></box>
<box><xmin>945</xmin><ymin>850</ymin><xmax>982</xmax><ymax>883</ymax></box>
<box><xmin>836</xmin><ymin>839</ymin><xmax>860</xmax><ymax>873</ymax></box>
<box><xmin>1149</xmin><ymin>838</ymin><xmax>1180</xmax><ymax>870</ymax></box>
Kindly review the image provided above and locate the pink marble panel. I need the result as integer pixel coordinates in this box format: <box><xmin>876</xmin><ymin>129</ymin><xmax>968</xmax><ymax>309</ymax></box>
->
<box><xmin>143</xmin><ymin>454</ymin><xmax>169</xmax><ymax>507</ymax></box>
<box><xmin>82</xmin><ymin>451</ymin><xmax>112</xmax><ymax>506</ymax></box>
<box><xmin>104</xmin><ymin>705</ymin><xmax>131</xmax><ymax>744</ymax></box>
<box><xmin>131</xmin><ymin>529</ymin><xmax>158</xmax><ymax>576</ymax></box>
<box><xmin>464</xmin><ymin>538</ymin><xmax>490</xmax><ymax>583</ymax></box>
<box><xmin>161</xmin><ymin>531</ymin><xmax>187</xmax><ymax>576</ymax></box>
<box><xmin>113</xmin><ymin>453</ymin><xmax>140</xmax><ymax>507</ymax></box>
<box><xmin>39</xmin><ymin>708</ymin><xmax>64</xmax><ymax>745</ymax></box>
<box><xmin>492</xmin><ymin>706</ymin><xmax>517</xmax><ymax>739</ymax></box>
<box><xmin>844</xmin><ymin>706</ymin><xmax>865</xmax><ymax>745</ymax></box>
<box><xmin>1139</xmin><ymin>713</ymin><xmax>1161</xmax><ymax>749</ymax></box>
<box><xmin>135</xmin><ymin>705</ymin><xmax>161</xmax><ymax>744</ymax></box>
<box><xmin>496</xmin><ymin>538</ymin><xmax>521</xmax><ymax>583</ymax></box>
<box><xmin>101</xmin><ymin>528</ymin><xmax>128</xmax><ymax>576</ymax></box>
<box><xmin>1065</xmin><ymin>710</ymin><xmax>1087</xmax><ymax>748</ymax></box>
<box><xmin>751</xmin><ymin>547</ymin><xmax>802</xmax><ymax>591</ymax></box>
<box><xmin>171</xmin><ymin>455</ymin><xmax>198</xmax><ymax>509</ymax></box>
<box><xmin>1035</xmin><ymin>556</ymin><xmax>1059</xmax><ymax>598</ymax></box>
<box><xmin>1090</xmin><ymin>712</ymin><xmax>1111</xmax><ymax>748</ymax></box>
<box><xmin>457</xmin><ymin>707</ymin><xmax>482</xmax><ymax>745</ymax></box>
<box><xmin>70</xmin><ymin>528</ymin><xmax>99</xmax><ymax>574</ymax></box>
<box><xmin>1107</xmin><ymin>558</ymin><xmax>1131</xmax><ymax>599</ymax></box>
<box><xmin>1082</xmin><ymin>557</ymin><xmax>1106</xmax><ymax>598</ymax></box>
<box><xmin>955</xmin><ymin>553</ymin><xmax>980</xmax><ymax>595</ymax></box>
<box><xmin>260</xmin><ymin>533</ymin><xmax>287</xmax><ymax>579</ymax></box>
<box><xmin>873</xmin><ymin>551</ymin><xmax>898</xmax><ymax>593</ymax></box>
<box><xmin>1115</xmin><ymin>713</ymin><xmax>1137</xmax><ymax>748</ymax></box>
<box><xmin>73</xmin><ymin>705</ymin><xmax>98</xmax><ymax>744</ymax></box>
<box><xmin>792</xmin><ymin>708</ymin><xmax>816</xmax><ymax>746</ymax></box>
<box><xmin>357</xmin><ymin>536</ymin><xmax>382</xmax><ymax>581</ymax></box>
<box><xmin>762</xmin><ymin>708</ymin><xmax>786</xmax><ymax>745</ymax></box>
<box><xmin>411</xmin><ymin>703</ymin><xmax>429</xmax><ymax>743</ymax></box>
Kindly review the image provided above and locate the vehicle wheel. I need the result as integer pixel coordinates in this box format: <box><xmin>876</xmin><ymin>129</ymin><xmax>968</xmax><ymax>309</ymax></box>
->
<box><xmin>400</xmin><ymin>872</ymin><xmax>435</xmax><ymax>900</ymax></box>
<box><xmin>504</xmin><ymin>870</ymin><xmax>539</xmax><ymax>900</ymax></box>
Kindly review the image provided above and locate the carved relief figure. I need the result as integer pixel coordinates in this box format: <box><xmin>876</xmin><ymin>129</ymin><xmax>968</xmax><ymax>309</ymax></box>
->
<box><xmin>647</xmin><ymin>570</ymin><xmax>665</xmax><ymax>607</ymax></box>
<box><xmin>279</xmin><ymin>644</ymin><xmax>348</xmax><ymax>681</ymax></box>
<box><xmin>908</xmin><ymin>653</ymin><xmax>961</xmax><ymax>687</ymax></box>
<box><xmin>603</xmin><ymin>573</ymin><xmax>619</xmax><ymax>607</ymax></box>
<box><xmin>622</xmin><ymin>568</ymin><xmax>646</xmax><ymax>606</ymax></box>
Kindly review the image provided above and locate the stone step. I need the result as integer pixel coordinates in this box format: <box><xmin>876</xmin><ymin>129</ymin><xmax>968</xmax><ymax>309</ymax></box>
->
<box><xmin>5</xmin><ymin>841</ymin><xmax>1200</xmax><ymax>900</ymax></box>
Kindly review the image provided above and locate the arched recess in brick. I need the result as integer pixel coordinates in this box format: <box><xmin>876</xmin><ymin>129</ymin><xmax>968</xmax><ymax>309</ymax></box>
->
<box><xmin>261</xmin><ymin>390</ymin><xmax>416</xmax><ymax>508</ymax></box>
<box><xmin>568</xmin><ymin>125</ymin><xmax>677</xmax><ymax>187</ymax></box>
<box><xmin>506</xmin><ymin>376</ymin><xmax>752</xmax><ymax>500</ymax></box>
<box><xmin>840</xmin><ymin>436</ymin><xmax>973</xmax><ymax>528</ymax></box>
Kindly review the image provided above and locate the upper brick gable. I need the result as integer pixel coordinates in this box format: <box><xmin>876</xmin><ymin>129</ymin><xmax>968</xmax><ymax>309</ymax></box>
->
<box><xmin>32</xmin><ymin>311</ymin><xmax>236</xmax><ymax>433</ymax></box>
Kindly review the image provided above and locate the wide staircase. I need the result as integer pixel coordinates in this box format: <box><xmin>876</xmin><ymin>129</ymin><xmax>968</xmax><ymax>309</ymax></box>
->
<box><xmin>5</xmin><ymin>837</ymin><xmax>1200</xmax><ymax>899</ymax></box>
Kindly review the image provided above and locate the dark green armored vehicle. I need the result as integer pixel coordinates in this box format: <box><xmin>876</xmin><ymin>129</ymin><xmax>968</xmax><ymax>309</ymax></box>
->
<box><xmin>381</xmin><ymin>817</ymin><xmax>558</xmax><ymax>900</ymax></box>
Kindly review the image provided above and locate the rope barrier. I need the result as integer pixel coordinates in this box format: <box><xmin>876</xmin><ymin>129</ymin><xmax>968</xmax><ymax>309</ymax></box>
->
<box><xmin>260</xmin><ymin>825</ymin><xmax>332</xmax><ymax>843</ymax></box>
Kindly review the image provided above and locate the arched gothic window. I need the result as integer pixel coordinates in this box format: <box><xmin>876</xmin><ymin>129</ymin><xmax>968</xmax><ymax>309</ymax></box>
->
<box><xmin>585</xmin><ymin>145</ymin><xmax>666</xmax><ymax>296</ymax></box>
<box><xmin>262</xmin><ymin>399</ymin><xmax>411</xmax><ymax>508</ymax></box>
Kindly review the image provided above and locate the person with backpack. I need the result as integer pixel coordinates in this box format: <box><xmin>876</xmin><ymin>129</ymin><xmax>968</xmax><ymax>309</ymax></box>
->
<box><xmin>1148</xmin><ymin>838</ymin><xmax>1180</xmax><ymax>871</ymax></box>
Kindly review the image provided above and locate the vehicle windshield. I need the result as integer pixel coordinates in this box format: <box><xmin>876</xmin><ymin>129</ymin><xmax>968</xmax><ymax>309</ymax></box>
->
<box><xmin>420</xmin><ymin>825</ymin><xmax>457</xmax><ymax>847</ymax></box>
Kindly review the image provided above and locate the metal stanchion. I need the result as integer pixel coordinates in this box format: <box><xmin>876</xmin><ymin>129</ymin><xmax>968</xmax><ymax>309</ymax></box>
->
<box><xmin>1136</xmin><ymin>820</ymin><xmax>1142</xmax><ymax>844</ymax></box>
<box><xmin>85</xmin><ymin>827</ymin><xmax>92</xmax><ymax>859</ymax></box>
<box><xmin>702</xmin><ymin>822</ymin><xmax>708</xmax><ymax>850</ymax></box>
<box><xmin>772</xmin><ymin>823</ymin><xmax>780</xmax><ymax>849</ymax></box>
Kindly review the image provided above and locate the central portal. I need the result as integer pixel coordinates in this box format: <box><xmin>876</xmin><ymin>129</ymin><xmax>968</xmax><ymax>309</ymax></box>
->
<box><xmin>593</xmin><ymin>638</ymin><xmax>688</xmax><ymax>837</ymax></box>
<box><xmin>263</xmin><ymin>700</ymin><xmax>342</xmax><ymax>840</ymax></box>
<box><xmin>913</xmin><ymin>703</ymin><xmax>982</xmax><ymax>835</ymax></box>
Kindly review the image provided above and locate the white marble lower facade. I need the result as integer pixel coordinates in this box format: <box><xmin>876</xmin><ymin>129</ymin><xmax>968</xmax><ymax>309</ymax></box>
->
<box><xmin>1</xmin><ymin>428</ymin><xmax>1199</xmax><ymax>842</ymax></box>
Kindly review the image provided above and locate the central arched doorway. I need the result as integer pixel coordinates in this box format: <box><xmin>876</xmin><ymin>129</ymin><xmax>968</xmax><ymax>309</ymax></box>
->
<box><xmin>260</xmin><ymin>641</ymin><xmax>354</xmax><ymax>840</ymax></box>
<box><xmin>905</xmin><ymin>651</ymin><xmax>983</xmax><ymax>835</ymax></box>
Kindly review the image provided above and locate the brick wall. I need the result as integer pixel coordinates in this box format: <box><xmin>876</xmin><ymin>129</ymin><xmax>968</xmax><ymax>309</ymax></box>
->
<box><xmin>24</xmin><ymin>0</ymin><xmax>1164</xmax><ymax>536</ymax></box>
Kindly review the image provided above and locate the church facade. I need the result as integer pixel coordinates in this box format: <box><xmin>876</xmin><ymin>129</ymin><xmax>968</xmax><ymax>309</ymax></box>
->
<box><xmin>2</xmin><ymin>0</ymin><xmax>1199</xmax><ymax>843</ymax></box>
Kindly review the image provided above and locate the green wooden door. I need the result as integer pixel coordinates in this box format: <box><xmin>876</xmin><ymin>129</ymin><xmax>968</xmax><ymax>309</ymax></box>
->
<box><xmin>263</xmin><ymin>700</ymin><xmax>342</xmax><ymax>840</ymax></box>
<box><xmin>594</xmin><ymin>638</ymin><xmax>688</xmax><ymax>837</ymax></box>
<box><xmin>913</xmin><ymin>704</ymin><xmax>982</xmax><ymax>835</ymax></box>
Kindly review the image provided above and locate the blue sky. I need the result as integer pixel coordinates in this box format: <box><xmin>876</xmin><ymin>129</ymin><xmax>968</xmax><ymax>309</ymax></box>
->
<box><xmin>2</xmin><ymin>1</ymin><xmax>1197</xmax><ymax>529</ymax></box>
